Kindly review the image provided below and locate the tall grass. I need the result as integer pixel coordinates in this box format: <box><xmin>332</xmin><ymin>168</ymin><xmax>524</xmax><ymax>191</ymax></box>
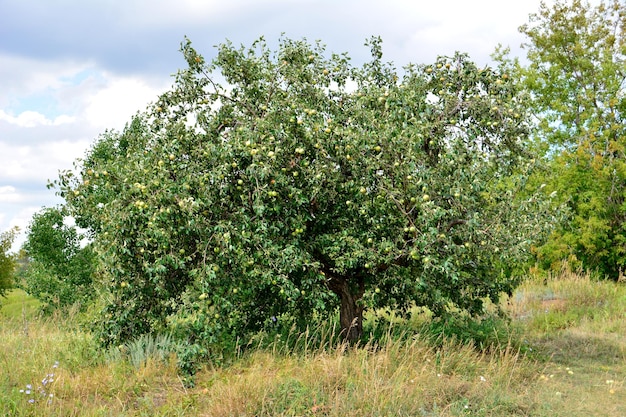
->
<box><xmin>189</xmin><ymin>323</ymin><xmax>538</xmax><ymax>416</ymax></box>
<box><xmin>510</xmin><ymin>268</ymin><xmax>626</xmax><ymax>333</ymax></box>
<box><xmin>1</xmin><ymin>272</ymin><xmax>624</xmax><ymax>416</ymax></box>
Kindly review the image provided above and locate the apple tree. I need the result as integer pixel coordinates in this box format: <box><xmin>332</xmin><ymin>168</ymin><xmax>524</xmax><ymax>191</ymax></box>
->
<box><xmin>56</xmin><ymin>37</ymin><xmax>555</xmax><ymax>359</ymax></box>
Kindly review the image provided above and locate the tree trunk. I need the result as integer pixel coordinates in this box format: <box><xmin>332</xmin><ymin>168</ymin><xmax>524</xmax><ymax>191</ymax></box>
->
<box><xmin>327</xmin><ymin>274</ymin><xmax>364</xmax><ymax>342</ymax></box>
<box><xmin>339</xmin><ymin>289</ymin><xmax>363</xmax><ymax>342</ymax></box>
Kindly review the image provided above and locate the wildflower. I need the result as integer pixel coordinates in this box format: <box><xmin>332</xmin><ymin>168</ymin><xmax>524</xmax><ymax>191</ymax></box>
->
<box><xmin>19</xmin><ymin>362</ymin><xmax>59</xmax><ymax>405</ymax></box>
<box><xmin>479</xmin><ymin>376</ymin><xmax>487</xmax><ymax>382</ymax></box>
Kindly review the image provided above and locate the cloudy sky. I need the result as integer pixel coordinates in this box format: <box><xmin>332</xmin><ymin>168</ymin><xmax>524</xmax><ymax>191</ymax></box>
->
<box><xmin>0</xmin><ymin>0</ymin><xmax>553</xmax><ymax>250</ymax></box>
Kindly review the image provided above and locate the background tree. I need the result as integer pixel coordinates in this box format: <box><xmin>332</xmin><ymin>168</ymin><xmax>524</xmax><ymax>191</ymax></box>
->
<box><xmin>518</xmin><ymin>0</ymin><xmax>626</xmax><ymax>277</ymax></box>
<box><xmin>0</xmin><ymin>227</ymin><xmax>19</xmax><ymax>298</ymax></box>
<box><xmin>55</xmin><ymin>37</ymin><xmax>555</xmax><ymax>364</ymax></box>
<box><xmin>21</xmin><ymin>207</ymin><xmax>97</xmax><ymax>312</ymax></box>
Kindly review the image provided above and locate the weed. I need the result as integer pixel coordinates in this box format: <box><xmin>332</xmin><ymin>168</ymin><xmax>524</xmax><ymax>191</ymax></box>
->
<box><xmin>123</xmin><ymin>333</ymin><xmax>177</xmax><ymax>369</ymax></box>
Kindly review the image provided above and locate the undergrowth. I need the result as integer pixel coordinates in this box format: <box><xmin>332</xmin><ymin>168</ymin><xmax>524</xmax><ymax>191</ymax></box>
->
<box><xmin>1</xmin><ymin>271</ymin><xmax>624</xmax><ymax>416</ymax></box>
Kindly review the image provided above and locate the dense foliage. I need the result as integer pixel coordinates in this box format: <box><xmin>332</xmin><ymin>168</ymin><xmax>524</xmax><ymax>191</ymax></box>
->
<box><xmin>21</xmin><ymin>207</ymin><xmax>97</xmax><ymax>312</ymax></box>
<box><xmin>52</xmin><ymin>36</ymin><xmax>556</xmax><ymax>369</ymax></box>
<box><xmin>517</xmin><ymin>0</ymin><xmax>626</xmax><ymax>278</ymax></box>
<box><xmin>0</xmin><ymin>227</ymin><xmax>18</xmax><ymax>297</ymax></box>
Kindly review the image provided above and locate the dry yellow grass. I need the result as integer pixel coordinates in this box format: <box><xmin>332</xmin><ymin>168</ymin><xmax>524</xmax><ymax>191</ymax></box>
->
<box><xmin>1</xmin><ymin>272</ymin><xmax>625</xmax><ymax>416</ymax></box>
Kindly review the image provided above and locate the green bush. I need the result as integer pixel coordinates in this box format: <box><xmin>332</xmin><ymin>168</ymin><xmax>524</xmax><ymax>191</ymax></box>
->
<box><xmin>21</xmin><ymin>207</ymin><xmax>97</xmax><ymax>312</ymax></box>
<box><xmin>0</xmin><ymin>227</ymin><xmax>18</xmax><ymax>298</ymax></box>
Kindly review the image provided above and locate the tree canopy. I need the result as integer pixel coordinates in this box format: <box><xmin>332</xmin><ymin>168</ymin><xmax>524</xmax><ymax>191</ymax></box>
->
<box><xmin>0</xmin><ymin>227</ymin><xmax>19</xmax><ymax>297</ymax></box>
<box><xmin>21</xmin><ymin>207</ymin><xmax>97</xmax><ymax>312</ymax></box>
<box><xmin>516</xmin><ymin>0</ymin><xmax>626</xmax><ymax>278</ymax></box>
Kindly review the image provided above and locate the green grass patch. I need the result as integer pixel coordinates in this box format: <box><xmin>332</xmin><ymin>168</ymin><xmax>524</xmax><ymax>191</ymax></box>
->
<box><xmin>0</xmin><ymin>289</ymin><xmax>41</xmax><ymax>319</ymax></box>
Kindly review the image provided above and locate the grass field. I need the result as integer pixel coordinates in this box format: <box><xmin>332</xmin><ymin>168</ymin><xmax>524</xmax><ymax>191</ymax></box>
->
<box><xmin>1</xmin><ymin>270</ymin><xmax>624</xmax><ymax>416</ymax></box>
<box><xmin>0</xmin><ymin>289</ymin><xmax>41</xmax><ymax>320</ymax></box>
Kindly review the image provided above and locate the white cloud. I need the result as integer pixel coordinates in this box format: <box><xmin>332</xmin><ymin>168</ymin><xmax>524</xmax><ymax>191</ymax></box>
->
<box><xmin>83</xmin><ymin>75</ymin><xmax>168</xmax><ymax>130</ymax></box>
<box><xmin>4</xmin><ymin>206</ymin><xmax>43</xmax><ymax>252</ymax></box>
<box><xmin>0</xmin><ymin>139</ymin><xmax>91</xmax><ymax>183</ymax></box>
<box><xmin>0</xmin><ymin>186</ymin><xmax>22</xmax><ymax>203</ymax></box>
<box><xmin>0</xmin><ymin>53</ymin><xmax>94</xmax><ymax>109</ymax></box>
<box><xmin>0</xmin><ymin>110</ymin><xmax>75</xmax><ymax>128</ymax></box>
<box><xmin>121</xmin><ymin>0</ymin><xmax>296</xmax><ymax>27</ymax></box>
